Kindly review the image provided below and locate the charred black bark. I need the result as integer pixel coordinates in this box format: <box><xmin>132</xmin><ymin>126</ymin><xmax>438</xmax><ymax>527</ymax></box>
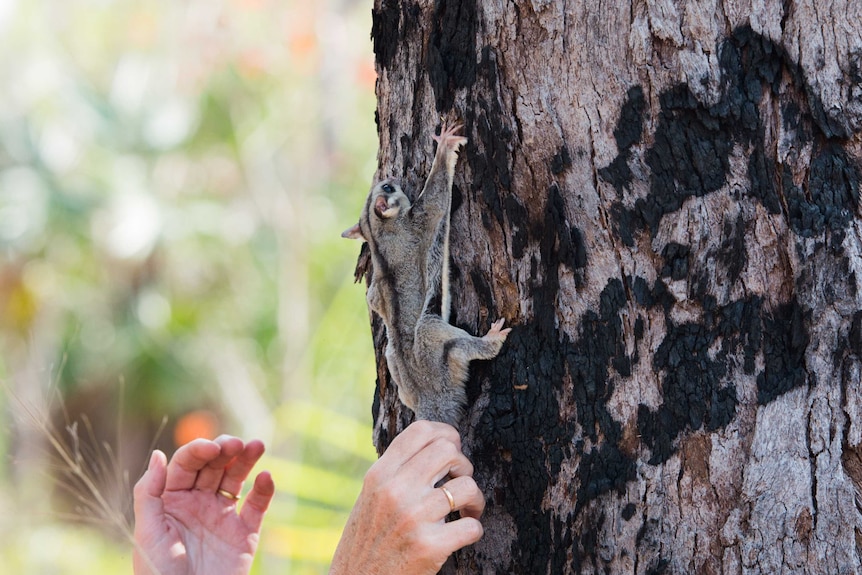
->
<box><xmin>605</xmin><ymin>27</ymin><xmax>860</xmax><ymax>245</ymax></box>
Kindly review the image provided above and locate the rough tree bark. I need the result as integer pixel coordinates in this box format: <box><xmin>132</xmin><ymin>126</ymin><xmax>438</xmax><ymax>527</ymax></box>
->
<box><xmin>361</xmin><ymin>1</ymin><xmax>862</xmax><ymax>573</ymax></box>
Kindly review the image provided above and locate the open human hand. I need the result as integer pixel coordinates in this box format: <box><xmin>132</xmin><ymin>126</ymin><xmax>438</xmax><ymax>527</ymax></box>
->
<box><xmin>133</xmin><ymin>436</ymin><xmax>275</xmax><ymax>575</ymax></box>
<box><xmin>329</xmin><ymin>421</ymin><xmax>485</xmax><ymax>575</ymax></box>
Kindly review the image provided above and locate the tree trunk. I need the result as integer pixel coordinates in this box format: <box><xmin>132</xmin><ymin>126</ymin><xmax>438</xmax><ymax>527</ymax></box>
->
<box><xmin>363</xmin><ymin>1</ymin><xmax>862</xmax><ymax>573</ymax></box>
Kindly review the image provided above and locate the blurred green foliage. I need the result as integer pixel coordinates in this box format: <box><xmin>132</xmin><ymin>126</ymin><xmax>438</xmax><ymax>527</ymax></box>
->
<box><xmin>0</xmin><ymin>0</ymin><xmax>379</xmax><ymax>573</ymax></box>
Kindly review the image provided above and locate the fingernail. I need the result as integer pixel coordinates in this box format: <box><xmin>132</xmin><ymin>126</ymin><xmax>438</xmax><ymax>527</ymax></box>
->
<box><xmin>149</xmin><ymin>449</ymin><xmax>165</xmax><ymax>470</ymax></box>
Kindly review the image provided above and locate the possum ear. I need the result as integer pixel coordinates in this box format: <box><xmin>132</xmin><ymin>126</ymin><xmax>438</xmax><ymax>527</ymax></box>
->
<box><xmin>341</xmin><ymin>222</ymin><xmax>366</xmax><ymax>241</ymax></box>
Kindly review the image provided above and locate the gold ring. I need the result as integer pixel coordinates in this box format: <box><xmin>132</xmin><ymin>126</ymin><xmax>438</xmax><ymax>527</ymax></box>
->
<box><xmin>440</xmin><ymin>485</ymin><xmax>455</xmax><ymax>513</ymax></box>
<box><xmin>217</xmin><ymin>488</ymin><xmax>241</xmax><ymax>501</ymax></box>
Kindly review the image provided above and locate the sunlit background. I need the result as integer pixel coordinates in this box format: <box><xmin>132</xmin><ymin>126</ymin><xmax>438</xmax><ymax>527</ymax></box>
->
<box><xmin>0</xmin><ymin>1</ymin><xmax>379</xmax><ymax>573</ymax></box>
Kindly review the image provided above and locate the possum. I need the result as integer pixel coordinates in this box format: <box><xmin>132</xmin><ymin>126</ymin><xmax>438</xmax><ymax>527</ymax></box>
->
<box><xmin>342</xmin><ymin>121</ymin><xmax>510</xmax><ymax>427</ymax></box>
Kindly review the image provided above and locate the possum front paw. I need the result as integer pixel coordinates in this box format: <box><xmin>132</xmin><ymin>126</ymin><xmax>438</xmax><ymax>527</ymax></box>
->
<box><xmin>483</xmin><ymin>318</ymin><xmax>512</xmax><ymax>342</ymax></box>
<box><xmin>432</xmin><ymin>121</ymin><xmax>468</xmax><ymax>153</ymax></box>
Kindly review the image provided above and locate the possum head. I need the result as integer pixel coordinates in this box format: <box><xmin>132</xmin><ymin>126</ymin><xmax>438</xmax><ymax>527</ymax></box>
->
<box><xmin>371</xmin><ymin>181</ymin><xmax>410</xmax><ymax>219</ymax></box>
<box><xmin>341</xmin><ymin>180</ymin><xmax>411</xmax><ymax>241</ymax></box>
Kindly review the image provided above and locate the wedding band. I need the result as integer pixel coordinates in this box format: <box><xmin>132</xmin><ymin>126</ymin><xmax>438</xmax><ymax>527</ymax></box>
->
<box><xmin>217</xmin><ymin>488</ymin><xmax>241</xmax><ymax>501</ymax></box>
<box><xmin>440</xmin><ymin>485</ymin><xmax>455</xmax><ymax>513</ymax></box>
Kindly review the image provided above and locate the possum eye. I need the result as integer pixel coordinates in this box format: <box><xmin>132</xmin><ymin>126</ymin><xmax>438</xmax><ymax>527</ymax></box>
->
<box><xmin>381</xmin><ymin>183</ymin><xmax>394</xmax><ymax>194</ymax></box>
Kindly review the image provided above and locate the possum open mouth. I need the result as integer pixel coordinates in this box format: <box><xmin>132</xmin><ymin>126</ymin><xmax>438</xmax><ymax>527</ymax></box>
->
<box><xmin>374</xmin><ymin>195</ymin><xmax>392</xmax><ymax>218</ymax></box>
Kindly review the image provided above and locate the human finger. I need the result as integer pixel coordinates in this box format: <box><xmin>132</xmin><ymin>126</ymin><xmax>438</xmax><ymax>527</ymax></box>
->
<box><xmin>377</xmin><ymin>421</ymin><xmax>462</xmax><ymax>474</ymax></box>
<box><xmin>164</xmin><ymin>439</ymin><xmax>221</xmax><ymax>491</ymax></box>
<box><xmin>239</xmin><ymin>470</ymin><xmax>275</xmax><ymax>532</ymax></box>
<box><xmin>218</xmin><ymin>439</ymin><xmax>265</xmax><ymax>498</ymax></box>
<box><xmin>434</xmin><ymin>476</ymin><xmax>485</xmax><ymax>521</ymax></box>
<box><xmin>401</xmin><ymin>436</ymin><xmax>474</xmax><ymax>486</ymax></box>
<box><xmin>133</xmin><ymin>450</ymin><xmax>168</xmax><ymax>527</ymax></box>
<box><xmin>194</xmin><ymin>435</ymin><xmax>244</xmax><ymax>492</ymax></box>
<box><xmin>437</xmin><ymin>516</ymin><xmax>484</xmax><ymax>554</ymax></box>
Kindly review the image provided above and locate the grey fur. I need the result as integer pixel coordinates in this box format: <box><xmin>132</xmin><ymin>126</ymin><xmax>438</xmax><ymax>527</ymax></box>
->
<box><xmin>342</xmin><ymin>122</ymin><xmax>510</xmax><ymax>427</ymax></box>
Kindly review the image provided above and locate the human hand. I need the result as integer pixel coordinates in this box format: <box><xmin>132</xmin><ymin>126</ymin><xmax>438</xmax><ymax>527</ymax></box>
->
<box><xmin>133</xmin><ymin>436</ymin><xmax>275</xmax><ymax>575</ymax></box>
<box><xmin>329</xmin><ymin>421</ymin><xmax>485</xmax><ymax>575</ymax></box>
